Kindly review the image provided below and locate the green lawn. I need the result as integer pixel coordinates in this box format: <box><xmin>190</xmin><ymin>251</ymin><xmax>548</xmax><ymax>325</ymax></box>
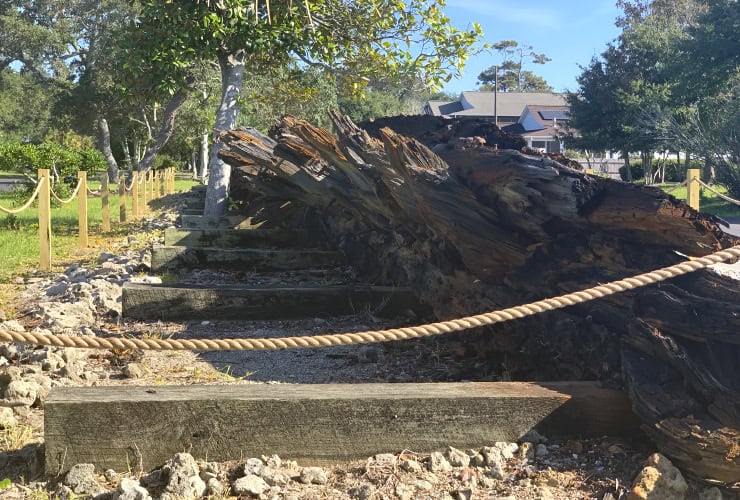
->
<box><xmin>656</xmin><ymin>183</ymin><xmax>740</xmax><ymax>219</ymax></box>
<box><xmin>0</xmin><ymin>177</ymin><xmax>198</xmax><ymax>282</ymax></box>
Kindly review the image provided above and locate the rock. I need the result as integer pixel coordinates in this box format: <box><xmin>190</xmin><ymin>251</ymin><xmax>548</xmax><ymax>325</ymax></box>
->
<box><xmin>36</xmin><ymin>301</ymin><xmax>95</xmax><ymax>333</ymax></box>
<box><xmin>264</xmin><ymin>454</ymin><xmax>282</xmax><ymax>468</ymax></box>
<box><xmin>41</xmin><ymin>351</ymin><xmax>65</xmax><ymax>371</ymax></box>
<box><xmin>492</xmin><ymin>442</ymin><xmax>518</xmax><ymax>459</ymax></box>
<box><xmin>64</xmin><ymin>463</ymin><xmax>100</xmax><ymax>494</ymax></box>
<box><xmin>400</xmin><ymin>459</ymin><xmax>423</xmax><ymax>473</ymax></box>
<box><xmin>232</xmin><ymin>474</ymin><xmax>269</xmax><ymax>496</ymax></box>
<box><xmin>3</xmin><ymin>379</ymin><xmax>40</xmax><ymax>407</ymax></box>
<box><xmin>415</xmin><ymin>479</ymin><xmax>434</xmax><ymax>491</ymax></box>
<box><xmin>628</xmin><ymin>453</ymin><xmax>688</xmax><ymax>500</ymax></box>
<box><xmin>480</xmin><ymin>447</ymin><xmax>506</xmax><ymax>480</ymax></box>
<box><xmin>122</xmin><ymin>362</ymin><xmax>148</xmax><ymax>379</ymax></box>
<box><xmin>61</xmin><ymin>347</ymin><xmax>92</xmax><ymax>363</ymax></box>
<box><xmin>447</xmin><ymin>446</ymin><xmax>471</xmax><ymax>468</ymax></box>
<box><xmin>113</xmin><ymin>478</ymin><xmax>151</xmax><ymax>500</ymax></box>
<box><xmin>535</xmin><ymin>444</ymin><xmax>549</xmax><ymax>457</ymax></box>
<box><xmin>0</xmin><ymin>406</ymin><xmax>18</xmax><ymax>428</ymax></box>
<box><xmin>699</xmin><ymin>487</ymin><xmax>723</xmax><ymax>500</ymax></box>
<box><xmin>428</xmin><ymin>452</ymin><xmax>453</xmax><ymax>473</ymax></box>
<box><xmin>373</xmin><ymin>453</ymin><xmax>397</xmax><ymax>467</ymax></box>
<box><xmin>45</xmin><ymin>281</ymin><xmax>69</xmax><ymax>297</ymax></box>
<box><xmin>199</xmin><ymin>461</ymin><xmax>219</xmax><ymax>481</ymax></box>
<box><xmin>1</xmin><ymin>320</ymin><xmax>25</xmax><ymax>332</ymax></box>
<box><xmin>261</xmin><ymin>465</ymin><xmax>290</xmax><ymax>486</ymax></box>
<box><xmin>521</xmin><ymin>429</ymin><xmax>548</xmax><ymax>444</ymax></box>
<box><xmin>565</xmin><ymin>440</ymin><xmax>584</xmax><ymax>454</ymax></box>
<box><xmin>160</xmin><ymin>452</ymin><xmax>206</xmax><ymax>499</ymax></box>
<box><xmin>467</xmin><ymin>449</ymin><xmax>486</xmax><ymax>467</ymax></box>
<box><xmin>206</xmin><ymin>477</ymin><xmax>225</xmax><ymax>497</ymax></box>
<box><xmin>300</xmin><ymin>466</ymin><xmax>328</xmax><ymax>485</ymax></box>
<box><xmin>518</xmin><ymin>442</ymin><xmax>535</xmax><ymax>461</ymax></box>
<box><xmin>395</xmin><ymin>482</ymin><xmax>414</xmax><ymax>500</ymax></box>
<box><xmin>243</xmin><ymin>457</ymin><xmax>264</xmax><ymax>476</ymax></box>
<box><xmin>104</xmin><ymin>469</ymin><xmax>117</xmax><ymax>482</ymax></box>
<box><xmin>350</xmin><ymin>483</ymin><xmax>376</xmax><ymax>500</ymax></box>
<box><xmin>98</xmin><ymin>252</ymin><xmax>117</xmax><ymax>263</ymax></box>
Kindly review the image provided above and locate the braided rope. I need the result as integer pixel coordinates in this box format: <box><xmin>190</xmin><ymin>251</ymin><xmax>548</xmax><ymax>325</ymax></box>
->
<box><xmin>124</xmin><ymin>175</ymin><xmax>136</xmax><ymax>192</ymax></box>
<box><xmin>697</xmin><ymin>179</ymin><xmax>740</xmax><ymax>206</ymax></box>
<box><xmin>0</xmin><ymin>177</ymin><xmax>45</xmax><ymax>215</ymax></box>
<box><xmin>50</xmin><ymin>178</ymin><xmax>83</xmax><ymax>204</ymax></box>
<box><xmin>86</xmin><ymin>186</ymin><xmax>101</xmax><ymax>196</ymax></box>
<box><xmin>1</xmin><ymin>245</ymin><xmax>739</xmax><ymax>352</ymax></box>
<box><xmin>663</xmin><ymin>179</ymin><xmax>688</xmax><ymax>195</ymax></box>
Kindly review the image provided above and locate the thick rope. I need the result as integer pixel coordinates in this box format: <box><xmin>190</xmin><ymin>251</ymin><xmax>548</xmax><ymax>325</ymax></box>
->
<box><xmin>1</xmin><ymin>245</ymin><xmax>739</xmax><ymax>351</ymax></box>
<box><xmin>663</xmin><ymin>179</ymin><xmax>687</xmax><ymax>195</ymax></box>
<box><xmin>697</xmin><ymin>179</ymin><xmax>740</xmax><ymax>206</ymax></box>
<box><xmin>0</xmin><ymin>177</ymin><xmax>45</xmax><ymax>215</ymax></box>
<box><xmin>125</xmin><ymin>175</ymin><xmax>136</xmax><ymax>192</ymax></box>
<box><xmin>50</xmin><ymin>178</ymin><xmax>83</xmax><ymax>204</ymax></box>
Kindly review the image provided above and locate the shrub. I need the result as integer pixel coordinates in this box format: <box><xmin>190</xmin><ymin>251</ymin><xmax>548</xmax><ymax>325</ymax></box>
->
<box><xmin>620</xmin><ymin>162</ymin><xmax>645</xmax><ymax>181</ymax></box>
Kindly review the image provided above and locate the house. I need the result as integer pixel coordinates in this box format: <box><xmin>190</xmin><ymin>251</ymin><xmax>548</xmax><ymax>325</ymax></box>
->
<box><xmin>502</xmin><ymin>105</ymin><xmax>570</xmax><ymax>153</ymax></box>
<box><xmin>423</xmin><ymin>91</ymin><xmax>569</xmax><ymax>153</ymax></box>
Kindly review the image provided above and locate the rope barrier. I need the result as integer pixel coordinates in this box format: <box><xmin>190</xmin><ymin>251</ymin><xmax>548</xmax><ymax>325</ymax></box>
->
<box><xmin>50</xmin><ymin>178</ymin><xmax>83</xmax><ymax>204</ymax></box>
<box><xmin>0</xmin><ymin>177</ymin><xmax>45</xmax><ymax>215</ymax></box>
<box><xmin>663</xmin><ymin>179</ymin><xmax>687</xmax><ymax>195</ymax></box>
<box><xmin>1</xmin><ymin>245</ymin><xmax>739</xmax><ymax>352</ymax></box>
<box><xmin>125</xmin><ymin>175</ymin><xmax>136</xmax><ymax>192</ymax></box>
<box><xmin>697</xmin><ymin>179</ymin><xmax>740</xmax><ymax>206</ymax></box>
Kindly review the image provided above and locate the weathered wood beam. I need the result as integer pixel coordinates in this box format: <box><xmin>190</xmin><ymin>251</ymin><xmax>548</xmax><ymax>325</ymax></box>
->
<box><xmin>150</xmin><ymin>245</ymin><xmax>346</xmax><ymax>272</ymax></box>
<box><xmin>45</xmin><ymin>382</ymin><xmax>569</xmax><ymax>474</ymax></box>
<box><xmin>122</xmin><ymin>282</ymin><xmax>425</xmax><ymax>320</ymax></box>
<box><xmin>179</xmin><ymin>215</ymin><xmax>254</xmax><ymax>229</ymax></box>
<box><xmin>163</xmin><ymin>228</ymin><xmax>318</xmax><ymax>249</ymax></box>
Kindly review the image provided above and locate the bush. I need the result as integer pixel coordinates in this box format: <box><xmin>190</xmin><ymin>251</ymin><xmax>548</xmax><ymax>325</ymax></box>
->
<box><xmin>619</xmin><ymin>162</ymin><xmax>645</xmax><ymax>181</ymax></box>
<box><xmin>0</xmin><ymin>142</ymin><xmax>104</xmax><ymax>178</ymax></box>
<box><xmin>715</xmin><ymin>163</ymin><xmax>740</xmax><ymax>200</ymax></box>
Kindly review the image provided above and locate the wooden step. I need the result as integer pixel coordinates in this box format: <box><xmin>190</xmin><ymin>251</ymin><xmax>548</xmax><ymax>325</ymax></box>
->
<box><xmin>183</xmin><ymin>199</ymin><xmax>204</xmax><ymax>210</ymax></box>
<box><xmin>181</xmin><ymin>208</ymin><xmax>204</xmax><ymax>216</ymax></box>
<box><xmin>122</xmin><ymin>282</ymin><xmax>424</xmax><ymax>320</ymax></box>
<box><xmin>151</xmin><ymin>246</ymin><xmax>345</xmax><ymax>272</ymax></box>
<box><xmin>45</xmin><ymin>381</ymin><xmax>576</xmax><ymax>474</ymax></box>
<box><xmin>164</xmin><ymin>228</ymin><xmax>318</xmax><ymax>249</ymax></box>
<box><xmin>180</xmin><ymin>214</ymin><xmax>252</xmax><ymax>229</ymax></box>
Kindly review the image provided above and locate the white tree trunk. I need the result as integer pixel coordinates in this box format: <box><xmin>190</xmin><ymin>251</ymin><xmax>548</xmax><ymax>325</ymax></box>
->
<box><xmin>204</xmin><ymin>50</ymin><xmax>245</xmax><ymax>215</ymax></box>
<box><xmin>138</xmin><ymin>89</ymin><xmax>190</xmax><ymax>172</ymax></box>
<box><xmin>199</xmin><ymin>130</ymin><xmax>209</xmax><ymax>184</ymax></box>
<box><xmin>97</xmin><ymin>117</ymin><xmax>119</xmax><ymax>182</ymax></box>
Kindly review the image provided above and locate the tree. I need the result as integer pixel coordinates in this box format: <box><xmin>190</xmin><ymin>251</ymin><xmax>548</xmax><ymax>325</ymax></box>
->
<box><xmin>477</xmin><ymin>40</ymin><xmax>552</xmax><ymax>92</ymax></box>
<box><xmin>0</xmin><ymin>69</ymin><xmax>55</xmax><ymax>142</ymax></box>
<box><xmin>134</xmin><ymin>0</ymin><xmax>484</xmax><ymax>215</ymax></box>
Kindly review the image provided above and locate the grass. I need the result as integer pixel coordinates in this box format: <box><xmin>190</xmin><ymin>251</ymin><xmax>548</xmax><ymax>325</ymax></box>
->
<box><xmin>0</xmin><ymin>423</ymin><xmax>34</xmax><ymax>451</ymax></box>
<box><xmin>656</xmin><ymin>183</ymin><xmax>740</xmax><ymax>219</ymax></box>
<box><xmin>0</xmin><ymin>177</ymin><xmax>198</xmax><ymax>283</ymax></box>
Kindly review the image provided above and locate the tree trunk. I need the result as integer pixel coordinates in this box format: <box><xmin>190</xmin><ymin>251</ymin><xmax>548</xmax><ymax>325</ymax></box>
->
<box><xmin>204</xmin><ymin>50</ymin><xmax>245</xmax><ymax>215</ymax></box>
<box><xmin>218</xmin><ymin>114</ymin><xmax>740</xmax><ymax>484</ymax></box>
<box><xmin>623</xmin><ymin>153</ymin><xmax>633</xmax><ymax>182</ymax></box>
<box><xmin>137</xmin><ymin>89</ymin><xmax>190</xmax><ymax>172</ymax></box>
<box><xmin>199</xmin><ymin>130</ymin><xmax>209</xmax><ymax>184</ymax></box>
<box><xmin>97</xmin><ymin>117</ymin><xmax>119</xmax><ymax>183</ymax></box>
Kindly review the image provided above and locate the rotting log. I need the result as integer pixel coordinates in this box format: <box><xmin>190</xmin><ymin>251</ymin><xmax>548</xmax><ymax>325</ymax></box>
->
<box><xmin>122</xmin><ymin>282</ymin><xmax>425</xmax><ymax>321</ymax></box>
<box><xmin>217</xmin><ymin>113</ymin><xmax>740</xmax><ymax>483</ymax></box>
<box><xmin>45</xmin><ymin>382</ymin><xmax>569</xmax><ymax>474</ymax></box>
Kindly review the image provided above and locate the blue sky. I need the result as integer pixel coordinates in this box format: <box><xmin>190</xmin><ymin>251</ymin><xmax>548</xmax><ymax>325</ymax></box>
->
<box><xmin>441</xmin><ymin>1</ymin><xmax>624</xmax><ymax>94</ymax></box>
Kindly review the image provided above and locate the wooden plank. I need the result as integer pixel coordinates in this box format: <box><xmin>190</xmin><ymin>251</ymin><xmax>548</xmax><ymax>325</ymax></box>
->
<box><xmin>151</xmin><ymin>245</ymin><xmax>345</xmax><ymax>272</ymax></box>
<box><xmin>184</xmin><ymin>200</ymin><xmax>204</xmax><ymax>210</ymax></box>
<box><xmin>122</xmin><ymin>282</ymin><xmax>425</xmax><ymax>320</ymax></box>
<box><xmin>181</xmin><ymin>208</ymin><xmax>204</xmax><ymax>216</ymax></box>
<box><xmin>180</xmin><ymin>214</ymin><xmax>252</xmax><ymax>229</ymax></box>
<box><xmin>164</xmin><ymin>227</ymin><xmax>317</xmax><ymax>248</ymax></box>
<box><xmin>537</xmin><ymin>381</ymin><xmax>641</xmax><ymax>437</ymax></box>
<box><xmin>45</xmin><ymin>382</ymin><xmax>569</xmax><ymax>474</ymax></box>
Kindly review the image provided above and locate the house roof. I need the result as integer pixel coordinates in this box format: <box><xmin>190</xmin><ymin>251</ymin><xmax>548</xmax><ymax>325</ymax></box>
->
<box><xmin>504</xmin><ymin>104</ymin><xmax>571</xmax><ymax>138</ymax></box>
<box><xmin>425</xmin><ymin>92</ymin><xmax>567</xmax><ymax>117</ymax></box>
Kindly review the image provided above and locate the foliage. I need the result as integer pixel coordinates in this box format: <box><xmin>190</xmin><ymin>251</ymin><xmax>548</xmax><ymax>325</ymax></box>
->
<box><xmin>0</xmin><ymin>70</ymin><xmax>56</xmax><ymax>143</ymax></box>
<box><xmin>619</xmin><ymin>163</ymin><xmax>645</xmax><ymax>181</ymax></box>
<box><xmin>0</xmin><ymin>143</ymin><xmax>106</xmax><ymax>178</ymax></box>
<box><xmin>477</xmin><ymin>40</ymin><xmax>552</xmax><ymax>92</ymax></box>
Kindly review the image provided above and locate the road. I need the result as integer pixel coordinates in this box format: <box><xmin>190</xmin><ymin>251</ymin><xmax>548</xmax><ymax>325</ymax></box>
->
<box><xmin>0</xmin><ymin>177</ymin><xmax>24</xmax><ymax>192</ymax></box>
<box><xmin>721</xmin><ymin>217</ymin><xmax>740</xmax><ymax>238</ymax></box>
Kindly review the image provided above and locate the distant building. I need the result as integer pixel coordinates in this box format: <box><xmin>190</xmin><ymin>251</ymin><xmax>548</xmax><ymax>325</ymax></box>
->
<box><xmin>423</xmin><ymin>91</ymin><xmax>569</xmax><ymax>153</ymax></box>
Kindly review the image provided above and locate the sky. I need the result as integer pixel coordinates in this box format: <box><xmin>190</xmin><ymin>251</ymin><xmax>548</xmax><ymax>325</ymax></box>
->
<box><xmin>440</xmin><ymin>1</ymin><xmax>624</xmax><ymax>95</ymax></box>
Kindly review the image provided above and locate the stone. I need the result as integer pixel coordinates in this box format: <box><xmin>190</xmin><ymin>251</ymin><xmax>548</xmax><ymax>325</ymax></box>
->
<box><xmin>3</xmin><ymin>379</ymin><xmax>40</xmax><ymax>407</ymax></box>
<box><xmin>104</xmin><ymin>469</ymin><xmax>117</xmax><ymax>482</ymax></box>
<box><xmin>0</xmin><ymin>406</ymin><xmax>18</xmax><ymax>428</ymax></box>
<box><xmin>113</xmin><ymin>478</ymin><xmax>151</xmax><ymax>500</ymax></box>
<box><xmin>373</xmin><ymin>453</ymin><xmax>397</xmax><ymax>467</ymax></box>
<box><xmin>518</xmin><ymin>442</ymin><xmax>535</xmax><ymax>461</ymax></box>
<box><xmin>428</xmin><ymin>452</ymin><xmax>453</xmax><ymax>473</ymax></box>
<box><xmin>41</xmin><ymin>351</ymin><xmax>65</xmax><ymax>372</ymax></box>
<box><xmin>400</xmin><ymin>459</ymin><xmax>423</xmax><ymax>473</ymax></box>
<box><xmin>232</xmin><ymin>474</ymin><xmax>269</xmax><ymax>496</ymax></box>
<box><xmin>467</xmin><ymin>449</ymin><xmax>486</xmax><ymax>467</ymax></box>
<box><xmin>447</xmin><ymin>446</ymin><xmax>471</xmax><ymax>468</ymax></box>
<box><xmin>480</xmin><ymin>447</ymin><xmax>505</xmax><ymax>480</ymax></box>
<box><xmin>535</xmin><ymin>444</ymin><xmax>549</xmax><ymax>457</ymax></box>
<box><xmin>243</xmin><ymin>457</ymin><xmax>264</xmax><ymax>476</ymax></box>
<box><xmin>351</xmin><ymin>483</ymin><xmax>376</xmax><ymax>500</ymax></box>
<box><xmin>628</xmin><ymin>453</ymin><xmax>688</xmax><ymax>500</ymax></box>
<box><xmin>415</xmin><ymin>479</ymin><xmax>434</xmax><ymax>491</ymax></box>
<box><xmin>521</xmin><ymin>429</ymin><xmax>548</xmax><ymax>444</ymax></box>
<box><xmin>36</xmin><ymin>301</ymin><xmax>95</xmax><ymax>333</ymax></box>
<box><xmin>300</xmin><ymin>466</ymin><xmax>328</xmax><ymax>485</ymax></box>
<box><xmin>493</xmin><ymin>442</ymin><xmax>518</xmax><ymax>459</ymax></box>
<box><xmin>199</xmin><ymin>461</ymin><xmax>219</xmax><ymax>481</ymax></box>
<box><xmin>122</xmin><ymin>363</ymin><xmax>148</xmax><ymax>379</ymax></box>
<box><xmin>161</xmin><ymin>452</ymin><xmax>206</xmax><ymax>499</ymax></box>
<box><xmin>395</xmin><ymin>482</ymin><xmax>414</xmax><ymax>500</ymax></box>
<box><xmin>206</xmin><ymin>477</ymin><xmax>225</xmax><ymax>497</ymax></box>
<box><xmin>566</xmin><ymin>440</ymin><xmax>584</xmax><ymax>454</ymax></box>
<box><xmin>261</xmin><ymin>466</ymin><xmax>290</xmax><ymax>486</ymax></box>
<box><xmin>1</xmin><ymin>320</ymin><xmax>25</xmax><ymax>332</ymax></box>
<box><xmin>45</xmin><ymin>281</ymin><xmax>69</xmax><ymax>297</ymax></box>
<box><xmin>64</xmin><ymin>463</ymin><xmax>100</xmax><ymax>494</ymax></box>
<box><xmin>98</xmin><ymin>252</ymin><xmax>117</xmax><ymax>263</ymax></box>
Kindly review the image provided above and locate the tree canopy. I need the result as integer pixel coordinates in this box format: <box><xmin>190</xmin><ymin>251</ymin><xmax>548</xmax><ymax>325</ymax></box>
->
<box><xmin>477</xmin><ymin>40</ymin><xmax>552</xmax><ymax>92</ymax></box>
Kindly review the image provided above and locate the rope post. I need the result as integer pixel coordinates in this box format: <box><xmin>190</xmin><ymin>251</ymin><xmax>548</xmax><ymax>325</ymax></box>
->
<box><xmin>38</xmin><ymin>169</ymin><xmax>52</xmax><ymax>271</ymax></box>
<box><xmin>119</xmin><ymin>177</ymin><xmax>127</xmax><ymax>223</ymax></box>
<box><xmin>154</xmin><ymin>170</ymin><xmax>160</xmax><ymax>199</ymax></box>
<box><xmin>132</xmin><ymin>171</ymin><xmax>140</xmax><ymax>218</ymax></box>
<box><xmin>101</xmin><ymin>173</ymin><xmax>110</xmax><ymax>232</ymax></box>
<box><xmin>78</xmin><ymin>171</ymin><xmax>88</xmax><ymax>248</ymax></box>
<box><xmin>687</xmin><ymin>168</ymin><xmax>700</xmax><ymax>211</ymax></box>
<box><xmin>169</xmin><ymin>167</ymin><xmax>175</xmax><ymax>194</ymax></box>
<box><xmin>143</xmin><ymin>171</ymin><xmax>150</xmax><ymax>214</ymax></box>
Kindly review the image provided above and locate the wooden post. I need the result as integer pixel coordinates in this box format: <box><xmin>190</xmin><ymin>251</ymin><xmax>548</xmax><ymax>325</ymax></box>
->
<box><xmin>154</xmin><ymin>171</ymin><xmax>160</xmax><ymax>199</ymax></box>
<box><xmin>101</xmin><ymin>173</ymin><xmax>110</xmax><ymax>232</ymax></box>
<box><xmin>169</xmin><ymin>167</ymin><xmax>175</xmax><ymax>194</ymax></box>
<box><xmin>38</xmin><ymin>169</ymin><xmax>52</xmax><ymax>271</ymax></box>
<box><xmin>687</xmin><ymin>168</ymin><xmax>700</xmax><ymax>211</ymax></box>
<box><xmin>119</xmin><ymin>177</ymin><xmax>127</xmax><ymax>223</ymax></box>
<box><xmin>78</xmin><ymin>171</ymin><xmax>88</xmax><ymax>248</ymax></box>
<box><xmin>142</xmin><ymin>171</ymin><xmax>149</xmax><ymax>214</ymax></box>
<box><xmin>132</xmin><ymin>172</ymin><xmax>140</xmax><ymax>218</ymax></box>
